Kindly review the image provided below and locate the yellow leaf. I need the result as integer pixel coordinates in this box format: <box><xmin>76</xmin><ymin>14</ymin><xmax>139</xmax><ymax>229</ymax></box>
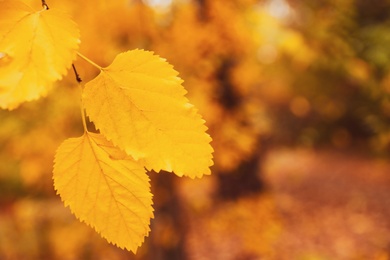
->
<box><xmin>53</xmin><ymin>132</ymin><xmax>153</xmax><ymax>252</ymax></box>
<box><xmin>83</xmin><ymin>49</ymin><xmax>213</xmax><ymax>178</ymax></box>
<box><xmin>0</xmin><ymin>0</ymin><xmax>80</xmax><ymax>109</ymax></box>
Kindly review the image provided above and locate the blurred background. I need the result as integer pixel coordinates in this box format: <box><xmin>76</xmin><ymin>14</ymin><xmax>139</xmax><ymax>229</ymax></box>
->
<box><xmin>1</xmin><ymin>0</ymin><xmax>390</xmax><ymax>259</ymax></box>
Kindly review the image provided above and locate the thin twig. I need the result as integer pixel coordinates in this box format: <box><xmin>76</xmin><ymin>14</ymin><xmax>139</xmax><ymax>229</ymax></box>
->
<box><xmin>41</xmin><ymin>0</ymin><xmax>49</xmax><ymax>10</ymax></box>
<box><xmin>72</xmin><ymin>64</ymin><xmax>82</xmax><ymax>83</ymax></box>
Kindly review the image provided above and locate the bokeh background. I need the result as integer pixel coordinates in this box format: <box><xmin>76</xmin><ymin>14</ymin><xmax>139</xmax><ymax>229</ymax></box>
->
<box><xmin>2</xmin><ymin>0</ymin><xmax>390</xmax><ymax>259</ymax></box>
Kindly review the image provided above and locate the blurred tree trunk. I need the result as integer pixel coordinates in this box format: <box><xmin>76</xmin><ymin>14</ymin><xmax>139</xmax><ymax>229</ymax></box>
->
<box><xmin>146</xmin><ymin>173</ymin><xmax>188</xmax><ymax>260</ymax></box>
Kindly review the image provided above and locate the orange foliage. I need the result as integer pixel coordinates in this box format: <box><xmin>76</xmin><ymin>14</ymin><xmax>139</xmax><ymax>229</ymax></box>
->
<box><xmin>2</xmin><ymin>0</ymin><xmax>390</xmax><ymax>258</ymax></box>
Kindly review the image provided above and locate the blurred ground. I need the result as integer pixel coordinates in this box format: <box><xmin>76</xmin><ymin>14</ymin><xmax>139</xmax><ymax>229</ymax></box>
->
<box><xmin>179</xmin><ymin>148</ymin><xmax>390</xmax><ymax>260</ymax></box>
<box><xmin>264</xmin><ymin>149</ymin><xmax>390</xmax><ymax>260</ymax></box>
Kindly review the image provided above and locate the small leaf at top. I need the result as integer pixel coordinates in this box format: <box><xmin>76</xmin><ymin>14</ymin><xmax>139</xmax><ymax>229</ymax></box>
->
<box><xmin>0</xmin><ymin>0</ymin><xmax>80</xmax><ymax>109</ymax></box>
<box><xmin>53</xmin><ymin>132</ymin><xmax>153</xmax><ymax>252</ymax></box>
<box><xmin>82</xmin><ymin>49</ymin><xmax>213</xmax><ymax>178</ymax></box>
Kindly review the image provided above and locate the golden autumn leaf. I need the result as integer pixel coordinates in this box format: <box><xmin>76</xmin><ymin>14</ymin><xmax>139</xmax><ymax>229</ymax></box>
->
<box><xmin>0</xmin><ymin>0</ymin><xmax>80</xmax><ymax>109</ymax></box>
<box><xmin>53</xmin><ymin>132</ymin><xmax>153</xmax><ymax>252</ymax></box>
<box><xmin>82</xmin><ymin>49</ymin><xmax>213</xmax><ymax>178</ymax></box>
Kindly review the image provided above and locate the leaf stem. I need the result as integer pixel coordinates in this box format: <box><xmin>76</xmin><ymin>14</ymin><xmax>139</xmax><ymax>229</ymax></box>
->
<box><xmin>77</xmin><ymin>52</ymin><xmax>102</xmax><ymax>70</ymax></box>
<box><xmin>79</xmin><ymin>87</ymin><xmax>88</xmax><ymax>133</ymax></box>
<box><xmin>71</xmin><ymin>64</ymin><xmax>87</xmax><ymax>132</ymax></box>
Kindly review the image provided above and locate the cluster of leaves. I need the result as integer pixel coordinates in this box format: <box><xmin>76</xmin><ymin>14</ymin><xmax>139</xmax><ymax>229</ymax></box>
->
<box><xmin>0</xmin><ymin>0</ymin><xmax>213</xmax><ymax>252</ymax></box>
